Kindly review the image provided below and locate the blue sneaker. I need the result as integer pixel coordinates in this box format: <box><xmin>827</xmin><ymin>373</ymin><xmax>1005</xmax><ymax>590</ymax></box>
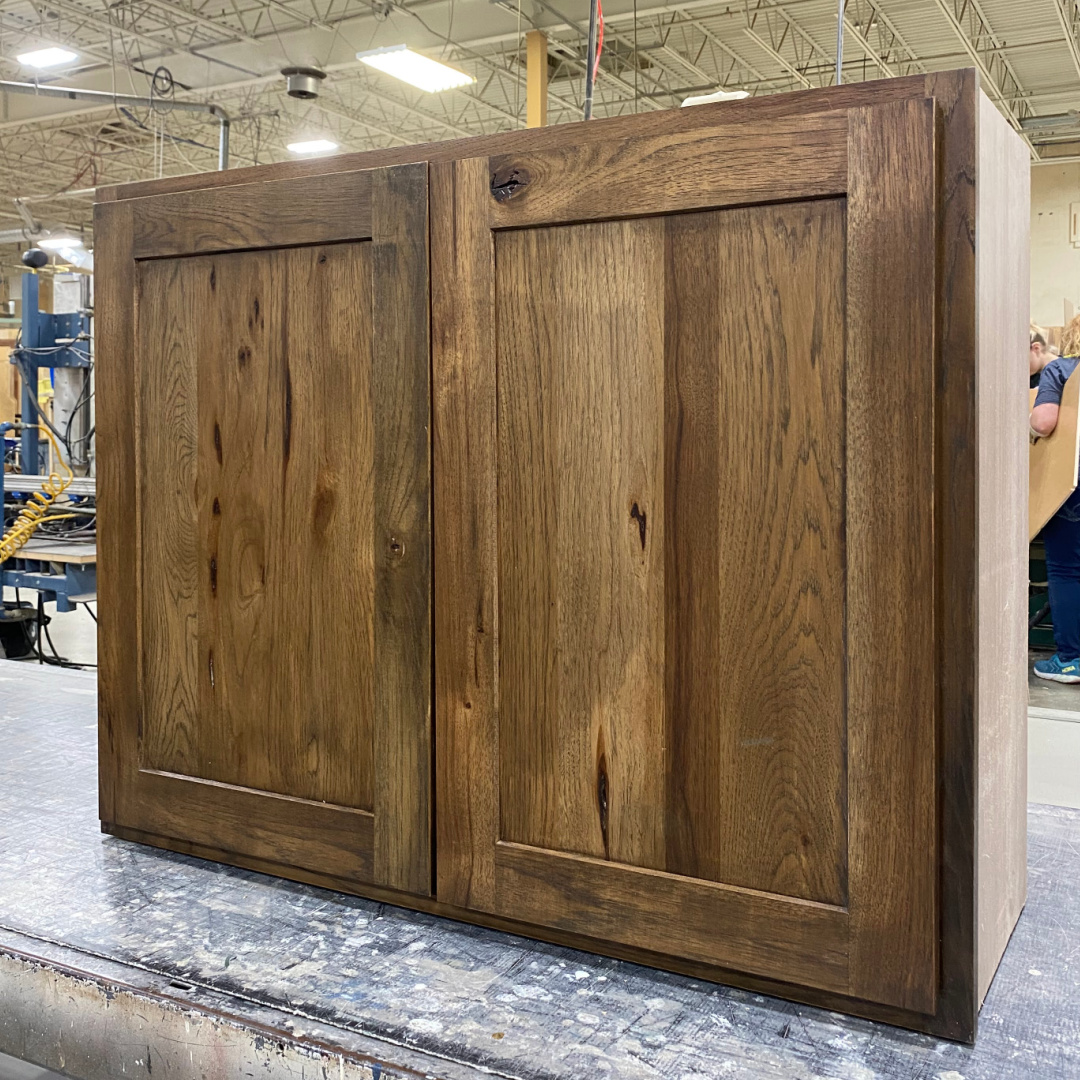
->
<box><xmin>1034</xmin><ymin>654</ymin><xmax>1080</xmax><ymax>683</ymax></box>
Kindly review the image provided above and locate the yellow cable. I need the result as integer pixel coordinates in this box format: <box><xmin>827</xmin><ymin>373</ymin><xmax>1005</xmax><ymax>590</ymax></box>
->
<box><xmin>0</xmin><ymin>426</ymin><xmax>74</xmax><ymax>562</ymax></box>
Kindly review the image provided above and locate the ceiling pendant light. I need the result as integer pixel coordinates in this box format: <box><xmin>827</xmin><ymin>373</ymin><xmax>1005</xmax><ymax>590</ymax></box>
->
<box><xmin>356</xmin><ymin>45</ymin><xmax>474</xmax><ymax>93</ymax></box>
<box><xmin>17</xmin><ymin>46</ymin><xmax>78</xmax><ymax>69</ymax></box>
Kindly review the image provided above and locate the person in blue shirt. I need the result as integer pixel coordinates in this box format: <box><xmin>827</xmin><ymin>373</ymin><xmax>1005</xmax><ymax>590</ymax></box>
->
<box><xmin>1032</xmin><ymin>317</ymin><xmax>1080</xmax><ymax>682</ymax></box>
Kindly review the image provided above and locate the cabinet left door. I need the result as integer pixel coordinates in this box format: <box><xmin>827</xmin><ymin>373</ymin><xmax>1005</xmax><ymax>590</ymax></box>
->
<box><xmin>95</xmin><ymin>163</ymin><xmax>433</xmax><ymax>897</ymax></box>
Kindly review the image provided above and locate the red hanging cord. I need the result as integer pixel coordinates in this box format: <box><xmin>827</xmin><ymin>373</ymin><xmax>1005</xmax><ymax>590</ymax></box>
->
<box><xmin>592</xmin><ymin>0</ymin><xmax>605</xmax><ymax>84</ymax></box>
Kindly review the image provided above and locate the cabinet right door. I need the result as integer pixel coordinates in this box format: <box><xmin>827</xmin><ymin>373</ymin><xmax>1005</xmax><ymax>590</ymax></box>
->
<box><xmin>434</xmin><ymin>98</ymin><xmax>939</xmax><ymax>1014</ymax></box>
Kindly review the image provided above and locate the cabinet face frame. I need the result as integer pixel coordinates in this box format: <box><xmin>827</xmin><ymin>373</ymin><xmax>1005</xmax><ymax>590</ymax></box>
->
<box><xmin>96</xmin><ymin>163</ymin><xmax>434</xmax><ymax>897</ymax></box>
<box><xmin>433</xmin><ymin>100</ymin><xmax>940</xmax><ymax>1014</ymax></box>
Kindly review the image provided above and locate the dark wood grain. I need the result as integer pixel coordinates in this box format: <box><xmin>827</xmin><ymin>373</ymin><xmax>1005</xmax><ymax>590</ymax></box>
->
<box><xmin>431</xmin><ymin>156</ymin><xmax>500</xmax><ymax>911</ymax></box>
<box><xmin>174</xmin><ymin>244</ymin><xmax>377</xmax><ymax>809</ymax></box>
<box><xmin>926</xmin><ymin>67</ymin><xmax>980</xmax><ymax>1044</ymax></box>
<box><xmin>846</xmin><ymin>98</ymin><xmax>938</xmax><ymax>1015</ymax></box>
<box><xmin>131</xmin><ymin>170</ymin><xmax>373</xmax><ymax>258</ymax></box>
<box><xmin>493</xmin><ymin>841</ymin><xmax>849</xmax><ymax>994</ymax></box>
<box><xmin>663</xmin><ymin>201</ymin><xmax>847</xmax><ymax>905</ymax></box>
<box><xmin>130</xmin><ymin>770</ymin><xmax>374</xmax><ymax>882</ymax></box>
<box><xmin>136</xmin><ymin>259</ymin><xmax>201</xmax><ymax>779</ymax></box>
<box><xmin>99</xmin><ymin>73</ymin><xmax>940</xmax><ymax>206</ymax></box>
<box><xmin>487</xmin><ymin>112</ymin><xmax>848</xmax><ymax>229</ymax></box>
<box><xmin>496</xmin><ymin>219</ymin><xmax>666</xmax><ymax>869</ymax></box>
<box><xmin>371</xmin><ymin>163</ymin><xmax>433</xmax><ymax>897</ymax></box>
<box><xmin>103</xmin><ymin>163</ymin><xmax>434</xmax><ymax>897</ymax></box>
<box><xmin>94</xmin><ymin>198</ymin><xmax>138</xmax><ymax>827</ymax></box>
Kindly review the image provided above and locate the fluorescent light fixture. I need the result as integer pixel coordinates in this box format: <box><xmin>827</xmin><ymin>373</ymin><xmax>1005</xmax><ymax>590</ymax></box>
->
<box><xmin>681</xmin><ymin>88</ymin><xmax>750</xmax><ymax>107</ymax></box>
<box><xmin>286</xmin><ymin>138</ymin><xmax>339</xmax><ymax>155</ymax></box>
<box><xmin>39</xmin><ymin>235</ymin><xmax>83</xmax><ymax>250</ymax></box>
<box><xmin>357</xmin><ymin>45</ymin><xmax>474</xmax><ymax>93</ymax></box>
<box><xmin>17</xmin><ymin>46</ymin><xmax>78</xmax><ymax>68</ymax></box>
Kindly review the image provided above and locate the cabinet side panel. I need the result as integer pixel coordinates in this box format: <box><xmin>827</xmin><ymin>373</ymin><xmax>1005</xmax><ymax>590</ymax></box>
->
<box><xmin>976</xmin><ymin>89</ymin><xmax>1029</xmax><ymax>1005</ymax></box>
<box><xmin>95</xmin><ymin>200</ymin><xmax>139</xmax><ymax>825</ymax></box>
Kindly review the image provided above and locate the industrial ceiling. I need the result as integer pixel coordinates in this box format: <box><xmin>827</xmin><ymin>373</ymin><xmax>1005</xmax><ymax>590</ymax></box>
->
<box><xmin>0</xmin><ymin>0</ymin><xmax>1078</xmax><ymax>253</ymax></box>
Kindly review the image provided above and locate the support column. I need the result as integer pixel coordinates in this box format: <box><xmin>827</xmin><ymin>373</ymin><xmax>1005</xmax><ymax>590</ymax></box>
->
<box><xmin>526</xmin><ymin>30</ymin><xmax>548</xmax><ymax>128</ymax></box>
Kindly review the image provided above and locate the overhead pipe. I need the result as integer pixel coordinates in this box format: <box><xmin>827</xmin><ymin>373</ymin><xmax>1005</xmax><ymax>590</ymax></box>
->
<box><xmin>835</xmin><ymin>0</ymin><xmax>845</xmax><ymax>85</ymax></box>
<box><xmin>583</xmin><ymin>0</ymin><xmax>599</xmax><ymax>119</ymax></box>
<box><xmin>0</xmin><ymin>79</ymin><xmax>230</xmax><ymax>169</ymax></box>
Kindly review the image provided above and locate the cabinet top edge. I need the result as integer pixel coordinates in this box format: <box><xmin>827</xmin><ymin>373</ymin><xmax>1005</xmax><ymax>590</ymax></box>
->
<box><xmin>95</xmin><ymin>68</ymin><xmax>978</xmax><ymax>206</ymax></box>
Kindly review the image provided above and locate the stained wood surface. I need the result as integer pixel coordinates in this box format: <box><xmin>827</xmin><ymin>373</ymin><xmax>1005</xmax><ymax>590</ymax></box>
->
<box><xmin>494</xmin><ymin>841</ymin><xmax>850</xmax><ymax>994</ymax></box>
<box><xmin>98</xmin><ymin>72</ymin><xmax>946</xmax><ymax>206</ymax></box>
<box><xmin>495</xmin><ymin>205</ymin><xmax>846</xmax><ymax>902</ymax></box>
<box><xmin>131</xmin><ymin>170</ymin><xmax>373</xmax><ymax>258</ymax></box>
<box><xmin>438</xmin><ymin>96</ymin><xmax>945</xmax><ymax>1017</ymax></box>
<box><xmin>106</xmin><ymin>163</ymin><xmax>433</xmax><ymax>895</ymax></box>
<box><xmin>845</xmin><ymin>98</ymin><xmax>937</xmax><ymax>1014</ymax></box>
<box><xmin>98</xmin><ymin>69</ymin><xmax>1010</xmax><ymax>1040</ymax></box>
<box><xmin>432</xmin><ymin>156</ymin><xmax>500</xmax><ymax>911</ymax></box>
<box><xmin>1029</xmin><ymin>369</ymin><xmax>1080</xmax><ymax>539</ymax></box>
<box><xmin>138</xmin><ymin>246</ymin><xmax>377</xmax><ymax>809</ymax></box>
<box><xmin>923</xmin><ymin>66</ymin><xmax>980</xmax><ymax>1043</ymax></box>
<box><xmin>487</xmin><ymin>112</ymin><xmax>848</xmax><ymax>228</ymax></box>
<box><xmin>976</xmin><ymin>90</ymin><xmax>1029</xmax><ymax>1005</ymax></box>
<box><xmin>496</xmin><ymin>218</ymin><xmax>667</xmax><ymax>873</ymax></box>
<box><xmin>662</xmin><ymin>202</ymin><xmax>846</xmax><ymax>904</ymax></box>
<box><xmin>94</xmin><ymin>198</ymin><xmax>139</xmax><ymax>828</ymax></box>
<box><xmin>370</xmin><ymin>163</ymin><xmax>433</xmax><ymax>897</ymax></box>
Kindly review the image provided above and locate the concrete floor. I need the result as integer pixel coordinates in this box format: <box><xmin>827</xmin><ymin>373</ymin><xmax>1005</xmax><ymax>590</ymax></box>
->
<box><xmin>0</xmin><ymin>1052</ymin><xmax>59</xmax><ymax>1080</ymax></box>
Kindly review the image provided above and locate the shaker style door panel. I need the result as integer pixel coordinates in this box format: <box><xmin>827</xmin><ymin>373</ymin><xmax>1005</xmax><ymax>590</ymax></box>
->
<box><xmin>97</xmin><ymin>164</ymin><xmax>432</xmax><ymax>896</ymax></box>
<box><xmin>434</xmin><ymin>102</ymin><xmax>938</xmax><ymax>1010</ymax></box>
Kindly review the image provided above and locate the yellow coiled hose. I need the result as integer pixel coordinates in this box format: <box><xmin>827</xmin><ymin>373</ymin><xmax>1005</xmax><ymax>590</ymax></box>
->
<box><xmin>0</xmin><ymin>425</ymin><xmax>73</xmax><ymax>563</ymax></box>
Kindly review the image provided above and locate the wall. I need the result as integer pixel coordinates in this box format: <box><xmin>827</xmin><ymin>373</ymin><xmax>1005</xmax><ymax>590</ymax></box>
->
<box><xmin>1031</xmin><ymin>162</ymin><xmax>1080</xmax><ymax>328</ymax></box>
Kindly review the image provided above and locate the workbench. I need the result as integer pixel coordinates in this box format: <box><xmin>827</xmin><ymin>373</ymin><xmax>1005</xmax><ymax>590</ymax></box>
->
<box><xmin>0</xmin><ymin>663</ymin><xmax>1076</xmax><ymax>1080</ymax></box>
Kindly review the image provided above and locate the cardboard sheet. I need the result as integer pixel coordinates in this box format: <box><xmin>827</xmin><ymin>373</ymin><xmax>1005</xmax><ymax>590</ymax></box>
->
<box><xmin>1030</xmin><ymin>366</ymin><xmax>1080</xmax><ymax>539</ymax></box>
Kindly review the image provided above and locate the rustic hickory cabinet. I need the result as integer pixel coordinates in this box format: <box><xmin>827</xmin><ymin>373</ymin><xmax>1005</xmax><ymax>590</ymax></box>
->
<box><xmin>96</xmin><ymin>69</ymin><xmax>1028</xmax><ymax>1042</ymax></box>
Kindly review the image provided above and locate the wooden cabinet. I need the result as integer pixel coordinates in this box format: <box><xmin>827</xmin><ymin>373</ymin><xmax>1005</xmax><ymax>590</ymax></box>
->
<box><xmin>96</xmin><ymin>70</ymin><xmax>1028</xmax><ymax>1042</ymax></box>
<box><xmin>96</xmin><ymin>164</ymin><xmax>433</xmax><ymax>896</ymax></box>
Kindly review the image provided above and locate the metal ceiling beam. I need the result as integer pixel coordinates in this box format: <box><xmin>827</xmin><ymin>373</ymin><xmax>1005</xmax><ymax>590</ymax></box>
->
<box><xmin>742</xmin><ymin>0</ymin><xmax>837</xmax><ymax>90</ymax></box>
<box><xmin>1051</xmin><ymin>0</ymin><xmax>1080</xmax><ymax>85</ymax></box>
<box><xmin>138</xmin><ymin>0</ymin><xmax>263</xmax><ymax>47</ymax></box>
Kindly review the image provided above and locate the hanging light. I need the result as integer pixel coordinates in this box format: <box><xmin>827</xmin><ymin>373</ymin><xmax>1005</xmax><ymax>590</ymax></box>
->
<box><xmin>17</xmin><ymin>46</ymin><xmax>78</xmax><ymax>69</ymax></box>
<box><xmin>356</xmin><ymin>45</ymin><xmax>474</xmax><ymax>93</ymax></box>
<box><xmin>286</xmin><ymin>139</ymin><xmax>339</xmax><ymax>155</ymax></box>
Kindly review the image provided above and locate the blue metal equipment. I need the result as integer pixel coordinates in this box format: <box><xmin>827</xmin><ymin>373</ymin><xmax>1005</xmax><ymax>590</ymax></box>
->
<box><xmin>2</xmin><ymin>264</ymin><xmax>96</xmax><ymax>617</ymax></box>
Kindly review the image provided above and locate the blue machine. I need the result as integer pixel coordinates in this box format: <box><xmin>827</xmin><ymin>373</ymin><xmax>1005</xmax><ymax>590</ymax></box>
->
<box><xmin>2</xmin><ymin>266</ymin><xmax>96</xmax><ymax>615</ymax></box>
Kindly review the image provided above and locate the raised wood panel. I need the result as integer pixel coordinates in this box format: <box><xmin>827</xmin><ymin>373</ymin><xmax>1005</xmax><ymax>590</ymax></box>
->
<box><xmin>138</xmin><ymin>244</ymin><xmax>377</xmax><ymax>811</ymax></box>
<box><xmin>496</xmin><ymin>219</ymin><xmax>667</xmax><ymax>871</ymax></box>
<box><xmin>845</xmin><ymin>98</ymin><xmax>937</xmax><ymax>1014</ymax></box>
<box><xmin>662</xmin><ymin>200</ymin><xmax>847</xmax><ymax>904</ymax></box>
<box><xmin>487</xmin><ymin>112</ymin><xmax>849</xmax><ymax>229</ymax></box>
<box><xmin>495</xmin><ymin>204</ymin><xmax>847</xmax><ymax>903</ymax></box>
<box><xmin>136</xmin><ymin>258</ymin><xmax>201</xmax><ymax>780</ymax></box>
<box><xmin>131</xmin><ymin>170</ymin><xmax>373</xmax><ymax>258</ymax></box>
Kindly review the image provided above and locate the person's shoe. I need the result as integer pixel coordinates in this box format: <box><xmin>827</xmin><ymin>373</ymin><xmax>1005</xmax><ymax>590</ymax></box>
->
<box><xmin>1033</xmin><ymin>654</ymin><xmax>1080</xmax><ymax>683</ymax></box>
